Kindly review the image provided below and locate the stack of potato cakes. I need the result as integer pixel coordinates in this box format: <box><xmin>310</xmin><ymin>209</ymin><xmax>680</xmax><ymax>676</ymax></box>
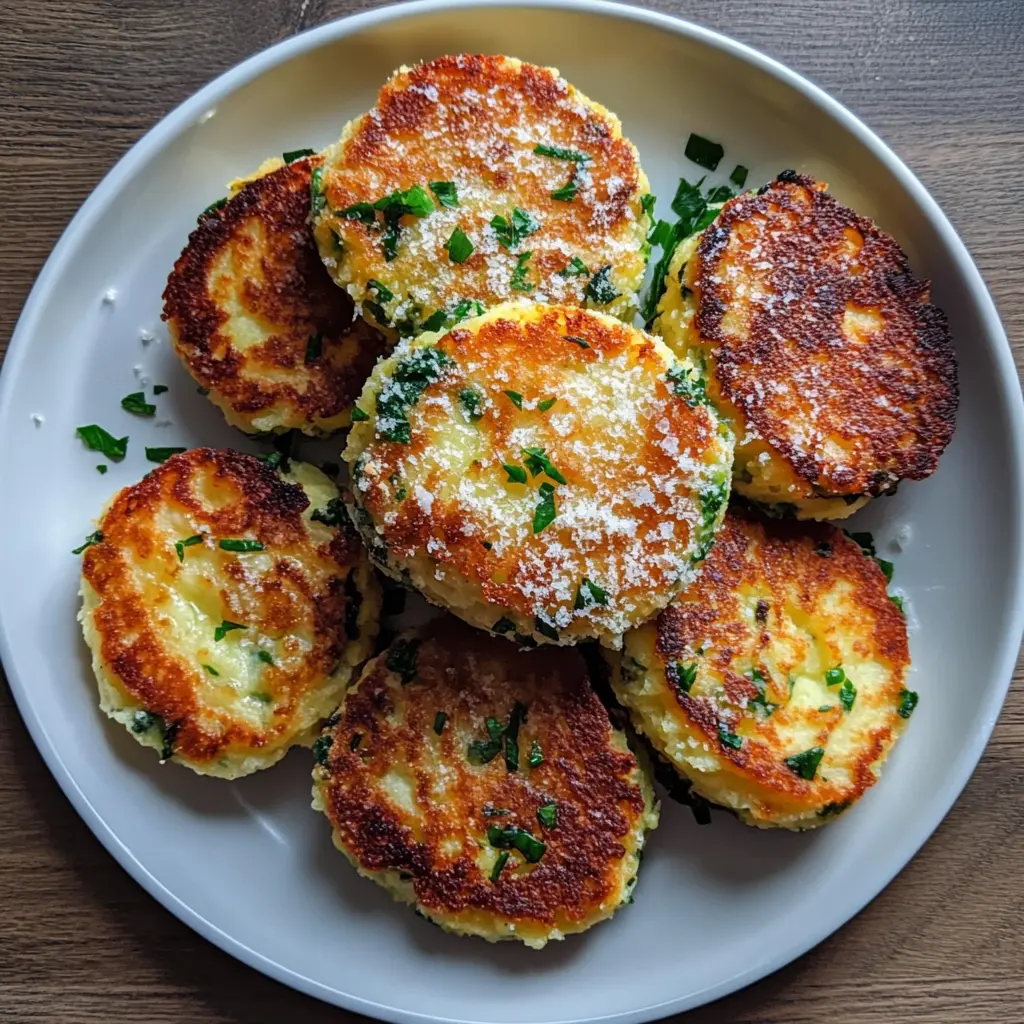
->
<box><xmin>77</xmin><ymin>54</ymin><xmax>957</xmax><ymax>949</ymax></box>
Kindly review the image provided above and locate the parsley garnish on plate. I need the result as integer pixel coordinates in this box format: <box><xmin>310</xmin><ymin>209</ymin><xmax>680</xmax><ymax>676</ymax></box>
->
<box><xmin>684</xmin><ymin>133</ymin><xmax>725</xmax><ymax>170</ymax></box>
<box><xmin>198</xmin><ymin>197</ymin><xmax>227</xmax><ymax>221</ymax></box>
<box><xmin>717</xmin><ymin>722</ymin><xmax>743</xmax><ymax>750</ymax></box>
<box><xmin>77</xmin><ymin>424</ymin><xmax>128</xmax><ymax>461</ymax></box>
<box><xmin>145</xmin><ymin>446</ymin><xmax>186</xmax><ymax>464</ymax></box>
<box><xmin>574</xmin><ymin>577</ymin><xmax>608</xmax><ymax>611</ymax></box>
<box><xmin>71</xmin><ymin>530</ymin><xmax>103</xmax><ymax>555</ymax></box>
<box><xmin>445</xmin><ymin>227</ymin><xmax>474</xmax><ymax>263</ymax></box>
<box><xmin>120</xmin><ymin>392</ymin><xmax>156</xmax><ymax>416</ymax></box>
<box><xmin>897</xmin><ymin>688</ymin><xmax>919</xmax><ymax>719</ymax></box>
<box><xmin>283</xmin><ymin>148</ymin><xmax>315</xmax><ymax>163</ymax></box>
<box><xmin>310</xmin><ymin>498</ymin><xmax>345</xmax><ymax>527</ymax></box>
<box><xmin>730</xmin><ymin>165</ymin><xmax>749</xmax><ymax>187</ymax></box>
<box><xmin>537</xmin><ymin>397</ymin><xmax>556</xmax><ymax>412</ymax></box>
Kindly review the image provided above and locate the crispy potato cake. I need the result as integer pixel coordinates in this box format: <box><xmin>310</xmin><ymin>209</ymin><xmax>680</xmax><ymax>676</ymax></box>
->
<box><xmin>608</xmin><ymin>509</ymin><xmax>915</xmax><ymax>829</ymax></box>
<box><xmin>311</xmin><ymin>620</ymin><xmax>658</xmax><ymax>948</ymax></box>
<box><xmin>312</xmin><ymin>54</ymin><xmax>651</xmax><ymax>334</ymax></box>
<box><xmin>342</xmin><ymin>302</ymin><xmax>734</xmax><ymax>648</ymax></box>
<box><xmin>654</xmin><ymin>171</ymin><xmax>958</xmax><ymax>520</ymax></box>
<box><xmin>163</xmin><ymin>153</ymin><xmax>387</xmax><ymax>435</ymax></box>
<box><xmin>78</xmin><ymin>448</ymin><xmax>381</xmax><ymax>778</ymax></box>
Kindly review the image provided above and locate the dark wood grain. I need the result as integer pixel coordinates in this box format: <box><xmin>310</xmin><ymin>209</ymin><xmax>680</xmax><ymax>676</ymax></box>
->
<box><xmin>0</xmin><ymin>1</ymin><xmax>1021</xmax><ymax>1021</ymax></box>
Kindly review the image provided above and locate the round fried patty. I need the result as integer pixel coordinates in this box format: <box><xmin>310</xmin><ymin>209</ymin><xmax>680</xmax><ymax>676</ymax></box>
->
<box><xmin>78</xmin><ymin>449</ymin><xmax>380</xmax><ymax>778</ymax></box>
<box><xmin>312</xmin><ymin>54</ymin><xmax>651</xmax><ymax>334</ymax></box>
<box><xmin>311</xmin><ymin>619</ymin><xmax>658</xmax><ymax>948</ymax></box>
<box><xmin>163</xmin><ymin>154</ymin><xmax>387</xmax><ymax>435</ymax></box>
<box><xmin>343</xmin><ymin>302</ymin><xmax>734</xmax><ymax>648</ymax></box>
<box><xmin>655</xmin><ymin>171</ymin><xmax>958</xmax><ymax>520</ymax></box>
<box><xmin>608</xmin><ymin>508</ymin><xmax>915</xmax><ymax>829</ymax></box>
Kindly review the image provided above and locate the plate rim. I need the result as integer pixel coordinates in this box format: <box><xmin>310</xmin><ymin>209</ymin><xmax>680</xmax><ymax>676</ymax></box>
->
<box><xmin>1</xmin><ymin>1</ymin><xmax>1022</xmax><ymax>1021</ymax></box>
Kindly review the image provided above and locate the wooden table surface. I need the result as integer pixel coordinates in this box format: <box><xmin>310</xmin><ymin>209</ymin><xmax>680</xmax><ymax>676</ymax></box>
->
<box><xmin>1</xmin><ymin>1</ymin><xmax>1022</xmax><ymax>1021</ymax></box>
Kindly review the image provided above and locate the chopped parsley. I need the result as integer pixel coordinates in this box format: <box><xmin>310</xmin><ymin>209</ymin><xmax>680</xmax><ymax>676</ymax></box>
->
<box><xmin>304</xmin><ymin>333</ymin><xmax>323</xmax><ymax>364</ymax></box>
<box><xmin>897</xmin><ymin>688</ymin><xmax>919</xmax><ymax>719</ymax></box>
<box><xmin>468</xmin><ymin>702</ymin><xmax>527</xmax><ymax>768</ymax></box>
<box><xmin>386</xmin><ymin>638</ymin><xmax>420</xmax><ymax>684</ymax></box>
<box><xmin>551</xmin><ymin>173</ymin><xmax>579</xmax><ymax>203</ymax></box>
<box><xmin>510</xmin><ymin>251</ymin><xmax>534</xmax><ymax>292</ymax></box>
<box><xmin>584</xmin><ymin>264</ymin><xmax>619</xmax><ymax>304</ymax></box>
<box><xmin>667</xmin><ymin>661</ymin><xmax>698</xmax><ymax>693</ymax></box>
<box><xmin>445</xmin><ymin>227</ymin><xmax>474</xmax><ymax>263</ymax></box>
<box><xmin>746</xmin><ymin>667</ymin><xmax>777</xmax><ymax>715</ymax></box>
<box><xmin>877</xmin><ymin>558</ymin><xmax>895</xmax><ymax>583</ymax></box>
<box><xmin>503</xmin><ymin>463</ymin><xmax>527</xmax><ymax>484</ymax></box>
<box><xmin>77</xmin><ymin>424</ymin><xmax>128</xmax><ymax>461</ymax></box>
<box><xmin>145</xmin><ymin>446</ymin><xmax>186</xmax><ymax>464</ymax></box>
<box><xmin>825</xmin><ymin>666</ymin><xmax>845</xmax><ymax>687</ymax></box>
<box><xmin>848</xmin><ymin>531</ymin><xmax>876</xmax><ymax>556</ymax></box>
<box><xmin>522</xmin><ymin>447</ymin><xmax>566</xmax><ymax>484</ymax></box>
<box><xmin>537</xmin><ymin>802</ymin><xmax>558</xmax><ymax>829</ymax></box>
<box><xmin>159</xmin><ymin>720</ymin><xmax>179</xmax><ymax>761</ymax></box>
<box><xmin>376</xmin><ymin>347</ymin><xmax>453</xmax><ymax>443</ymax></box>
<box><xmin>349</xmin><ymin>733</ymin><xmax>362</xmax><ymax>751</ymax></box>
<box><xmin>684</xmin><ymin>133</ymin><xmax>724</xmax><ymax>171</ymax></box>
<box><xmin>96</xmin><ymin>464</ymin><xmax>107</xmax><ymax>474</ymax></box>
<box><xmin>489</xmin><ymin>850</ymin><xmax>510</xmax><ymax>883</ymax></box>
<box><xmin>641</xmin><ymin>193</ymin><xmax>657</xmax><ymax>218</ymax></box>
<box><xmin>71</xmin><ymin>530</ymin><xmax>103</xmax><ymax>555</ymax></box>
<box><xmin>492</xmin><ymin>617</ymin><xmax>516</xmax><ymax>635</ymax></box>
<box><xmin>820</xmin><ymin>800</ymin><xmax>851</xmax><ymax>819</ymax></box>
<box><xmin>487</xmin><ymin>824</ymin><xmax>546</xmax><ymax>863</ymax></box>
<box><xmin>529</xmin><ymin>739</ymin><xmax>544</xmax><ymax>768</ymax></box>
<box><xmin>213</xmin><ymin>620</ymin><xmax>247</xmax><ymax>642</ymax></box>
<box><xmin>503</xmin><ymin>701</ymin><xmax>526</xmax><ymax>771</ymax></box>
<box><xmin>428</xmin><ymin>181</ymin><xmax>459</xmax><ymax>208</ymax></box>
<box><xmin>257</xmin><ymin>650</ymin><xmax>274</xmax><ymax>665</ymax></box>
<box><xmin>784</xmin><ymin>746</ymin><xmax>825</xmax><ymax>780</ymax></box>
<box><xmin>566</xmin><ymin>335</ymin><xmax>589</xmax><ymax>349</ymax></box>
<box><xmin>218</xmin><ymin>538</ymin><xmax>264</xmax><ymax>552</ymax></box>
<box><xmin>310</xmin><ymin>166</ymin><xmax>326</xmax><ymax>215</ymax></box>
<box><xmin>459</xmin><ymin>386</ymin><xmax>484</xmax><ymax>422</ymax></box>
<box><xmin>534</xmin><ymin>617</ymin><xmax>559</xmax><ymax>641</ymax></box>
<box><xmin>503</xmin><ymin>389</ymin><xmax>523</xmax><ymax>410</ymax></box>
<box><xmin>153</xmin><ymin>385</ymin><xmax>168</xmax><ymax>395</ymax></box>
<box><xmin>199</xmin><ymin>197</ymin><xmax>227</xmax><ymax>220</ymax></box>
<box><xmin>490</xmin><ymin>207</ymin><xmax>539</xmax><ymax>249</ymax></box>
<box><xmin>121</xmin><ymin>392</ymin><xmax>156</xmax><ymax>416</ymax></box>
<box><xmin>717</xmin><ymin>723</ymin><xmax>743</xmax><ymax>750</ymax></box>
<box><xmin>730</xmin><ymin>165</ymin><xmax>749</xmax><ymax>188</ymax></box>
<box><xmin>312</xmin><ymin>733</ymin><xmax>333</xmax><ymax>766</ymax></box>
<box><xmin>468</xmin><ymin>737</ymin><xmax>502</xmax><ymax>765</ymax></box>
<box><xmin>130</xmin><ymin>710</ymin><xmax>158</xmax><ymax>733</ymax></box>
<box><xmin>532</xmin><ymin>482</ymin><xmax>557</xmax><ymax>533</ymax></box>
<box><xmin>310</xmin><ymin>497</ymin><xmax>345</xmax><ymax>527</ymax></box>
<box><xmin>890</xmin><ymin>594</ymin><xmax>905</xmax><ymax>613</ymax></box>
<box><xmin>705</xmin><ymin>185</ymin><xmax>734</xmax><ymax>204</ymax></box>
<box><xmin>174</xmin><ymin>534</ymin><xmax>203</xmax><ymax>562</ymax></box>
<box><xmin>537</xmin><ymin>397</ymin><xmax>556</xmax><ymax>412</ymax></box>
<box><xmin>373</xmin><ymin>184</ymin><xmax>435</xmax><ymax>261</ymax></box>
<box><xmin>533</xmin><ymin>143</ymin><xmax>590</xmax><ymax>162</ymax></box>
<box><xmin>433</xmin><ymin>711</ymin><xmax>448</xmax><ymax>735</ymax></box>
<box><xmin>350</xmin><ymin>405</ymin><xmax>370</xmax><ymax>424</ymax></box>
<box><xmin>558</xmin><ymin>256</ymin><xmax>590</xmax><ymax>278</ymax></box>
<box><xmin>203</xmin><ymin>664</ymin><xmax>219</xmax><ymax>676</ymax></box>
<box><xmin>283</xmin><ymin>147</ymin><xmax>315</xmax><ymax>163</ymax></box>
<box><xmin>337</xmin><ymin>201</ymin><xmax>376</xmax><ymax>224</ymax></box>
<box><xmin>574</xmin><ymin>577</ymin><xmax>609</xmax><ymax>610</ymax></box>
<box><xmin>666</xmin><ymin>363</ymin><xmax>707</xmax><ymax>407</ymax></box>
<box><xmin>839</xmin><ymin>679</ymin><xmax>857</xmax><ymax>712</ymax></box>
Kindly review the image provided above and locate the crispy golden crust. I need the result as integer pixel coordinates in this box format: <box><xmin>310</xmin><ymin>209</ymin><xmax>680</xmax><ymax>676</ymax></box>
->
<box><xmin>344</xmin><ymin>303</ymin><xmax>733</xmax><ymax>647</ymax></box>
<box><xmin>80</xmin><ymin>449</ymin><xmax>379</xmax><ymax>774</ymax></box>
<box><xmin>692</xmin><ymin>171</ymin><xmax>958</xmax><ymax>499</ymax></box>
<box><xmin>611</xmin><ymin>508</ymin><xmax>913</xmax><ymax>828</ymax></box>
<box><xmin>313</xmin><ymin>620</ymin><xmax>656</xmax><ymax>945</ymax></box>
<box><xmin>163</xmin><ymin>156</ymin><xmax>387</xmax><ymax>434</ymax></box>
<box><xmin>313</xmin><ymin>54</ymin><xmax>650</xmax><ymax>327</ymax></box>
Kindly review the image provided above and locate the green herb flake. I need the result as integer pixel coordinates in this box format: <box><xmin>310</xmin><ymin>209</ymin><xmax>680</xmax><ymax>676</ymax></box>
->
<box><xmin>492</xmin><ymin>617</ymin><xmax>516</xmax><ymax>635</ymax></box>
<box><xmin>71</xmin><ymin>530</ymin><xmax>104</xmax><ymax>555</ymax></box>
<box><xmin>310</xmin><ymin>497</ymin><xmax>345</xmax><ymax>527</ymax></box>
<box><xmin>283</xmin><ymin>148</ymin><xmax>315</xmax><ymax>163</ymax></box>
<box><xmin>310</xmin><ymin>166</ymin><xmax>326</xmax><ymax>216</ymax></box>
<box><xmin>257</xmin><ymin>650</ymin><xmax>274</xmax><ymax>666</ymax></box>
<box><xmin>503</xmin><ymin>463</ymin><xmax>527</xmax><ymax>484</ymax></box>
<box><xmin>537</xmin><ymin>397</ymin><xmax>556</xmax><ymax>412</ymax></box>
<box><xmin>532</xmin><ymin>482</ymin><xmax>557</xmax><ymax>533</ymax></box>
<box><xmin>337</xmin><ymin>201</ymin><xmax>376</xmax><ymax>224</ymax></box>
<box><xmin>537</xmin><ymin>802</ymin><xmax>558</xmax><ymax>829</ymax></box>
<box><xmin>717</xmin><ymin>723</ymin><xmax>743</xmax><ymax>750</ymax></box>
<box><xmin>558</xmin><ymin>255</ymin><xmax>590</xmax><ymax>278</ymax></box>
<box><xmin>445</xmin><ymin>227</ymin><xmax>474</xmax><ymax>263</ymax></box>
<box><xmin>584</xmin><ymin>264</ymin><xmax>619</xmax><ymax>305</ymax></box>
<box><xmin>386</xmin><ymin>638</ymin><xmax>420</xmax><ymax>684</ymax></box>
<box><xmin>818</xmin><ymin>704</ymin><xmax>832</xmax><ymax>713</ymax></box>
<box><xmin>503</xmin><ymin>701</ymin><xmax>526</xmax><ymax>772</ymax></box>
<box><xmin>839</xmin><ymin>679</ymin><xmax>857</xmax><ymax>712</ymax></box>
<box><xmin>897</xmin><ymin>688</ymin><xmax>919</xmax><ymax>719</ymax></box>
<box><xmin>203</xmin><ymin>664</ymin><xmax>220</xmax><ymax>676</ymax></box>
<box><xmin>429</xmin><ymin>180</ymin><xmax>459</xmax><ymax>208</ymax></box>
<box><xmin>730</xmin><ymin>165</ymin><xmax>749</xmax><ymax>188</ymax></box>
<box><xmin>433</xmin><ymin>711</ymin><xmax>448</xmax><ymax>735</ymax></box>
<box><xmin>312</xmin><ymin>733</ymin><xmax>333</xmax><ymax>766</ymax></box>
<box><xmin>219</xmin><ymin>538</ymin><xmax>264</xmax><ymax>553</ymax></box>
<box><xmin>820</xmin><ymin>799</ymin><xmax>851</xmax><ymax>819</ymax></box>
<box><xmin>490</xmin><ymin>207</ymin><xmax>539</xmax><ymax>249</ymax></box>
<box><xmin>666</xmin><ymin>364</ymin><xmax>707</xmax><ymax>407</ymax></box>
<box><xmin>468</xmin><ymin>738</ymin><xmax>502</xmax><ymax>765</ymax></box>
<box><xmin>199</xmin><ymin>197</ymin><xmax>227</xmax><ymax>221</ymax></box>
<box><xmin>668</xmin><ymin>661</ymin><xmax>698</xmax><ymax>693</ymax></box>
<box><xmin>849</xmin><ymin>531</ymin><xmax>876</xmax><ymax>556</ymax></box>
<box><xmin>890</xmin><ymin>594</ymin><xmax>905</xmax><ymax>613</ymax></box>
<box><xmin>533</xmin><ymin>143</ymin><xmax>590</xmax><ymax>162</ymax></box>
<box><xmin>784</xmin><ymin>746</ymin><xmax>825</xmax><ymax>780</ymax></box>
<box><xmin>510</xmin><ymin>251</ymin><xmax>534</xmax><ymax>292</ymax></box>
<box><xmin>705</xmin><ymin>185</ymin><xmax>733</xmax><ymax>204</ymax></box>
<box><xmin>96</xmin><ymin>464</ymin><xmax>108</xmax><ymax>474</ymax></box>
<box><xmin>528</xmin><ymin>739</ymin><xmax>544</xmax><ymax>768</ymax></box>
<box><xmin>145</xmin><ymin>446</ymin><xmax>186</xmax><ymax>464</ymax></box>
<box><xmin>213</xmin><ymin>620</ymin><xmax>247</xmax><ymax>642</ymax></box>
<box><xmin>641</xmin><ymin>193</ymin><xmax>656</xmax><ymax>218</ymax></box>
<box><xmin>459</xmin><ymin>386</ymin><xmax>485</xmax><ymax>422</ymax></box>
<box><xmin>489</xmin><ymin>850</ymin><xmax>510</xmax><ymax>883</ymax></box>
<box><xmin>876</xmin><ymin>558</ymin><xmax>895</xmax><ymax>583</ymax></box>
<box><xmin>130</xmin><ymin>710</ymin><xmax>159</xmax><ymax>734</ymax></box>
<box><xmin>350</xmin><ymin>405</ymin><xmax>370</xmax><ymax>422</ymax></box>
<box><xmin>376</xmin><ymin>347</ymin><xmax>454</xmax><ymax>443</ymax></box>
<box><xmin>574</xmin><ymin>577</ymin><xmax>609</xmax><ymax>610</ymax></box>
<box><xmin>159</xmin><ymin>720</ymin><xmax>179</xmax><ymax>761</ymax></box>
<box><xmin>77</xmin><ymin>424</ymin><xmax>128</xmax><ymax>461</ymax></box>
<box><xmin>174</xmin><ymin>534</ymin><xmax>203</xmax><ymax>562</ymax></box>
<box><xmin>503</xmin><ymin>389</ymin><xmax>523</xmax><ymax>410</ymax></box>
<box><xmin>684</xmin><ymin>133</ymin><xmax>725</xmax><ymax>171</ymax></box>
<box><xmin>825</xmin><ymin>666</ymin><xmax>846</xmax><ymax>687</ymax></box>
<box><xmin>522</xmin><ymin>447</ymin><xmax>566</xmax><ymax>484</ymax></box>
<box><xmin>566</xmin><ymin>335</ymin><xmax>589</xmax><ymax>349</ymax></box>
<box><xmin>304</xmin><ymin>333</ymin><xmax>323</xmax><ymax>364</ymax></box>
<box><xmin>349</xmin><ymin>732</ymin><xmax>362</xmax><ymax>751</ymax></box>
<box><xmin>551</xmin><ymin>174</ymin><xmax>579</xmax><ymax>202</ymax></box>
<box><xmin>487</xmin><ymin>824</ymin><xmax>546</xmax><ymax>863</ymax></box>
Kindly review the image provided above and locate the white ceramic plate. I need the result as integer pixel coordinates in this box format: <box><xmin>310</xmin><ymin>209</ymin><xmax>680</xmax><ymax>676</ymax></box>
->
<box><xmin>2</xmin><ymin>2</ymin><xmax>1022</xmax><ymax>1021</ymax></box>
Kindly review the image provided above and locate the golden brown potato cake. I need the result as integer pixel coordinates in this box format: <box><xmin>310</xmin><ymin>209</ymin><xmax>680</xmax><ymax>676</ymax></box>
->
<box><xmin>655</xmin><ymin>170</ymin><xmax>958</xmax><ymax>520</ymax></box>
<box><xmin>163</xmin><ymin>154</ymin><xmax>387</xmax><ymax>435</ymax></box>
<box><xmin>608</xmin><ymin>508</ymin><xmax>915</xmax><ymax>829</ymax></box>
<box><xmin>311</xmin><ymin>619</ymin><xmax>658</xmax><ymax>948</ymax></box>
<box><xmin>78</xmin><ymin>449</ymin><xmax>380</xmax><ymax>778</ymax></box>
<box><xmin>312</xmin><ymin>54</ymin><xmax>651</xmax><ymax>333</ymax></box>
<box><xmin>343</xmin><ymin>302</ymin><xmax>734</xmax><ymax>649</ymax></box>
